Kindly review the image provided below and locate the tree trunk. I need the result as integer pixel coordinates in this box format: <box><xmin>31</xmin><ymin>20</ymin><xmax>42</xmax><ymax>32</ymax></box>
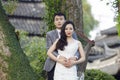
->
<box><xmin>76</xmin><ymin>31</ymin><xmax>94</xmax><ymax>77</ymax></box>
<box><xmin>62</xmin><ymin>0</ymin><xmax>83</xmax><ymax>33</ymax></box>
<box><xmin>0</xmin><ymin>1</ymin><xmax>38</xmax><ymax>80</ymax></box>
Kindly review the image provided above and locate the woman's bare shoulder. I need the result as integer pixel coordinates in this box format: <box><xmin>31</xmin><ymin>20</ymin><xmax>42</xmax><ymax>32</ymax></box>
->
<box><xmin>74</xmin><ymin>39</ymin><xmax>81</xmax><ymax>44</ymax></box>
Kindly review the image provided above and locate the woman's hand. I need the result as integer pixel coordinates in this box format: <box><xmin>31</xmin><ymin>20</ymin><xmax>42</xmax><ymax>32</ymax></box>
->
<box><xmin>57</xmin><ymin>56</ymin><xmax>77</xmax><ymax>68</ymax></box>
<box><xmin>63</xmin><ymin>58</ymin><xmax>76</xmax><ymax>68</ymax></box>
<box><xmin>69</xmin><ymin>57</ymin><xmax>77</xmax><ymax>61</ymax></box>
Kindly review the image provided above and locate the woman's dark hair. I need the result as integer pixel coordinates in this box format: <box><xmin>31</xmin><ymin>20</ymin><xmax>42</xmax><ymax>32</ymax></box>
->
<box><xmin>56</xmin><ymin>21</ymin><xmax>75</xmax><ymax>50</ymax></box>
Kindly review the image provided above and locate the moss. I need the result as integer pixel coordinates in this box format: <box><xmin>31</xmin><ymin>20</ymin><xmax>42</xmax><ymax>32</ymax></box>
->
<box><xmin>85</xmin><ymin>69</ymin><xmax>116</xmax><ymax>80</ymax></box>
<box><xmin>0</xmin><ymin>1</ymin><xmax>38</xmax><ymax>80</ymax></box>
<box><xmin>2</xmin><ymin>0</ymin><xmax>18</xmax><ymax>14</ymax></box>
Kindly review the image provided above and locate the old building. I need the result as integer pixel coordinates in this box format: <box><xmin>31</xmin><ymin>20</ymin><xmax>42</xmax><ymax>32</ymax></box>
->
<box><xmin>87</xmin><ymin>26</ymin><xmax>120</xmax><ymax>75</ymax></box>
<box><xmin>3</xmin><ymin>0</ymin><xmax>46</xmax><ymax>36</ymax></box>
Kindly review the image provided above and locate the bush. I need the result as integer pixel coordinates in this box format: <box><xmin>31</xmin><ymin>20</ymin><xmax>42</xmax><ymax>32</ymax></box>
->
<box><xmin>85</xmin><ymin>69</ymin><xmax>116</xmax><ymax>80</ymax></box>
<box><xmin>18</xmin><ymin>30</ymin><xmax>47</xmax><ymax>80</ymax></box>
<box><xmin>2</xmin><ymin>0</ymin><xmax>18</xmax><ymax>14</ymax></box>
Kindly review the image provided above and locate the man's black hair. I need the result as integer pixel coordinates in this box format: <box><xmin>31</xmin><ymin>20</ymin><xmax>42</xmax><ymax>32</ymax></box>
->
<box><xmin>53</xmin><ymin>12</ymin><xmax>66</xmax><ymax>20</ymax></box>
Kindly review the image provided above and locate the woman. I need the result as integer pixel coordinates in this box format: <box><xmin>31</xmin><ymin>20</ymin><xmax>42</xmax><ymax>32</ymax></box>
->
<box><xmin>47</xmin><ymin>21</ymin><xmax>85</xmax><ymax>80</ymax></box>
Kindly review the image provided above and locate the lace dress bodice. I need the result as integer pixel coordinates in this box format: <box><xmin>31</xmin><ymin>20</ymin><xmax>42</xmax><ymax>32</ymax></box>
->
<box><xmin>54</xmin><ymin>40</ymin><xmax>79</xmax><ymax>80</ymax></box>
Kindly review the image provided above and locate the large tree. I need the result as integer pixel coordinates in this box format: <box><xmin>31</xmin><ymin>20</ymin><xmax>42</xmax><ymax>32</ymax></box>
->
<box><xmin>44</xmin><ymin>0</ymin><xmax>83</xmax><ymax>33</ymax></box>
<box><xmin>64</xmin><ymin>0</ymin><xmax>83</xmax><ymax>33</ymax></box>
<box><xmin>0</xmin><ymin>1</ymin><xmax>38</xmax><ymax>80</ymax></box>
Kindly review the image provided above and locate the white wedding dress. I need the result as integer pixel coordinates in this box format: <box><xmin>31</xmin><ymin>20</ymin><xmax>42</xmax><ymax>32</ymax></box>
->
<box><xmin>54</xmin><ymin>40</ymin><xmax>79</xmax><ymax>80</ymax></box>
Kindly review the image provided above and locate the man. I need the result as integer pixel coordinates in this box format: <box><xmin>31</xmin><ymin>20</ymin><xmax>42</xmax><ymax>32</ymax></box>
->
<box><xmin>44</xmin><ymin>12</ymin><xmax>79</xmax><ymax>80</ymax></box>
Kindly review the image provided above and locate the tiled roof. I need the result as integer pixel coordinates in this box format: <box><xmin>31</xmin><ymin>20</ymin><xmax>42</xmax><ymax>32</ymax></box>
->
<box><xmin>95</xmin><ymin>35</ymin><xmax>120</xmax><ymax>47</ymax></box>
<box><xmin>101</xmin><ymin>27</ymin><xmax>117</xmax><ymax>35</ymax></box>
<box><xmin>13</xmin><ymin>2</ymin><xmax>45</xmax><ymax>18</ymax></box>
<box><xmin>18</xmin><ymin>0</ymin><xmax>43</xmax><ymax>2</ymax></box>
<box><xmin>3</xmin><ymin>0</ymin><xmax>47</xmax><ymax>35</ymax></box>
<box><xmin>3</xmin><ymin>0</ymin><xmax>43</xmax><ymax>2</ymax></box>
<box><xmin>9</xmin><ymin>18</ymin><xmax>46</xmax><ymax>35</ymax></box>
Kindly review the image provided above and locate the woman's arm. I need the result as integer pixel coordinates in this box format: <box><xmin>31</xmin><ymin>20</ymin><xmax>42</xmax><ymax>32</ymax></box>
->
<box><xmin>72</xmin><ymin>32</ymin><xmax>80</xmax><ymax>59</ymax></box>
<box><xmin>47</xmin><ymin>39</ymin><xmax>59</xmax><ymax>62</ymax></box>
<box><xmin>46</xmin><ymin>33</ymin><xmax>58</xmax><ymax>57</ymax></box>
<box><xmin>47</xmin><ymin>39</ymin><xmax>67</xmax><ymax>64</ymax></box>
<box><xmin>73</xmin><ymin>41</ymin><xmax>85</xmax><ymax>64</ymax></box>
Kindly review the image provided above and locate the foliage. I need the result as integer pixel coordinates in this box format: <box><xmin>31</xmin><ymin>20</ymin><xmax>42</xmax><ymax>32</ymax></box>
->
<box><xmin>0</xmin><ymin>1</ymin><xmax>38</xmax><ymax>80</ymax></box>
<box><xmin>44</xmin><ymin>0</ymin><xmax>98</xmax><ymax>37</ymax></box>
<box><xmin>18</xmin><ymin>30</ymin><xmax>47</xmax><ymax>80</ymax></box>
<box><xmin>85</xmin><ymin>69</ymin><xmax>116</xmax><ymax>80</ymax></box>
<box><xmin>2</xmin><ymin>0</ymin><xmax>18</xmax><ymax>14</ymax></box>
<box><xmin>116</xmin><ymin>14</ymin><xmax>120</xmax><ymax>36</ymax></box>
<box><xmin>103</xmin><ymin>0</ymin><xmax>120</xmax><ymax>36</ymax></box>
<box><xmin>116</xmin><ymin>0</ymin><xmax>120</xmax><ymax>36</ymax></box>
<box><xmin>43</xmin><ymin>0</ymin><xmax>66</xmax><ymax>31</ymax></box>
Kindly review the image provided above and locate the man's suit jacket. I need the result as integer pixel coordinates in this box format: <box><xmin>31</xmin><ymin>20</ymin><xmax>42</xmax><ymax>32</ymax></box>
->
<box><xmin>44</xmin><ymin>29</ymin><xmax>79</xmax><ymax>72</ymax></box>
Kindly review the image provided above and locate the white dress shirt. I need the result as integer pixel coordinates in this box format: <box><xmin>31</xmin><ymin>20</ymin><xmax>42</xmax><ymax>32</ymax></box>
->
<box><xmin>56</xmin><ymin>29</ymin><xmax>61</xmax><ymax>38</ymax></box>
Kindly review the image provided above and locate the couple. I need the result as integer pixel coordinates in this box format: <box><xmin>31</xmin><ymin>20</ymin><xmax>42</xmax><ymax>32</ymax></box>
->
<box><xmin>44</xmin><ymin>12</ymin><xmax>85</xmax><ymax>80</ymax></box>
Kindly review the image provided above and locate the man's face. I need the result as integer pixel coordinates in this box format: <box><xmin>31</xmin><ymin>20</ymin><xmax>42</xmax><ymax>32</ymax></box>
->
<box><xmin>54</xmin><ymin>15</ymin><xmax>66</xmax><ymax>29</ymax></box>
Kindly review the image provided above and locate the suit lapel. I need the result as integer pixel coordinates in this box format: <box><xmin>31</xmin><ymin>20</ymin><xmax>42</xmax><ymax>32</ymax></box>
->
<box><xmin>54</xmin><ymin>29</ymin><xmax>59</xmax><ymax>39</ymax></box>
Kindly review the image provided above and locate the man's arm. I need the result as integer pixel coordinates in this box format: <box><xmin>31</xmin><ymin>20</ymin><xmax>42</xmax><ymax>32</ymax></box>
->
<box><xmin>46</xmin><ymin>32</ymin><xmax>58</xmax><ymax>57</ymax></box>
<box><xmin>72</xmin><ymin>32</ymin><xmax>78</xmax><ymax>40</ymax></box>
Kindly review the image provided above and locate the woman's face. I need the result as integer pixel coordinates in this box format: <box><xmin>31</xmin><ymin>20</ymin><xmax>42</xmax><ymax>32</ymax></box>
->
<box><xmin>65</xmin><ymin>24</ymin><xmax>74</xmax><ymax>37</ymax></box>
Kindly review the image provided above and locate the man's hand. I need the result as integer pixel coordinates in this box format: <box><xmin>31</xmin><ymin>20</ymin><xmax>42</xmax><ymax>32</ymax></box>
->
<box><xmin>57</xmin><ymin>56</ymin><xmax>77</xmax><ymax>68</ymax></box>
<box><xmin>64</xmin><ymin>60</ymin><xmax>73</xmax><ymax>68</ymax></box>
<box><xmin>57</xmin><ymin>55</ymin><xmax>67</xmax><ymax>65</ymax></box>
<box><xmin>64</xmin><ymin>57</ymin><xmax>77</xmax><ymax>68</ymax></box>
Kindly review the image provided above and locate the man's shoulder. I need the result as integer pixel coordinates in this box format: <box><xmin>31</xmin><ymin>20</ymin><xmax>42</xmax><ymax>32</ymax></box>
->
<box><xmin>47</xmin><ymin>29</ymin><xmax>56</xmax><ymax>35</ymax></box>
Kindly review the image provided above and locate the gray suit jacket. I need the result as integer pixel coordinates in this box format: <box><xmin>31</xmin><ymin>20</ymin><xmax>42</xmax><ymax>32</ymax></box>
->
<box><xmin>44</xmin><ymin>29</ymin><xmax>79</xmax><ymax>72</ymax></box>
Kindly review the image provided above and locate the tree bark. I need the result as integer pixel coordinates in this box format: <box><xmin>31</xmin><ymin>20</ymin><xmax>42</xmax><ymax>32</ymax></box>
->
<box><xmin>0</xmin><ymin>1</ymin><xmax>38</xmax><ymax>80</ymax></box>
<box><xmin>62</xmin><ymin>0</ymin><xmax>83</xmax><ymax>33</ymax></box>
<box><xmin>76</xmin><ymin>31</ymin><xmax>95</xmax><ymax>77</ymax></box>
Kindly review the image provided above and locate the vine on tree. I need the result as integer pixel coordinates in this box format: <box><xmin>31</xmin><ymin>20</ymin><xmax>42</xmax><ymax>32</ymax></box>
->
<box><xmin>43</xmin><ymin>0</ymin><xmax>66</xmax><ymax>31</ymax></box>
